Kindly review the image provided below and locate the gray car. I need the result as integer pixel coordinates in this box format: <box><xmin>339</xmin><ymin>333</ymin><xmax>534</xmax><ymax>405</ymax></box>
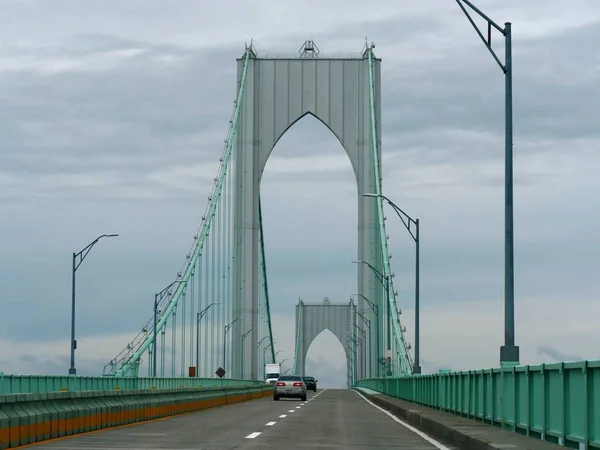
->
<box><xmin>273</xmin><ymin>375</ymin><xmax>307</xmax><ymax>401</ymax></box>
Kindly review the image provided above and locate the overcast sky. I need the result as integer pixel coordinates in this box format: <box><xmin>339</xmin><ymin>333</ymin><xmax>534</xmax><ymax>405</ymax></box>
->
<box><xmin>1</xmin><ymin>0</ymin><xmax>599</xmax><ymax>388</ymax></box>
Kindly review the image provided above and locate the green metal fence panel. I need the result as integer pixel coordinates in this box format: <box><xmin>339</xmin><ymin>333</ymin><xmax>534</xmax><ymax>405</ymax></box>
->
<box><xmin>355</xmin><ymin>360</ymin><xmax>600</xmax><ymax>449</ymax></box>
<box><xmin>0</xmin><ymin>374</ymin><xmax>264</xmax><ymax>394</ymax></box>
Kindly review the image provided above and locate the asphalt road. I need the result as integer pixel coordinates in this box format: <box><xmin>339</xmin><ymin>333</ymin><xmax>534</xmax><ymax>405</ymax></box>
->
<box><xmin>25</xmin><ymin>389</ymin><xmax>450</xmax><ymax>449</ymax></box>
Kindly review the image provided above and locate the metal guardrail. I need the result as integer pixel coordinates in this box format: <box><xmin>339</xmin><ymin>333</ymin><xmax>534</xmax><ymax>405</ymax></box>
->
<box><xmin>0</xmin><ymin>373</ymin><xmax>264</xmax><ymax>394</ymax></box>
<box><xmin>354</xmin><ymin>360</ymin><xmax>600</xmax><ymax>449</ymax></box>
<box><xmin>0</xmin><ymin>384</ymin><xmax>273</xmax><ymax>448</ymax></box>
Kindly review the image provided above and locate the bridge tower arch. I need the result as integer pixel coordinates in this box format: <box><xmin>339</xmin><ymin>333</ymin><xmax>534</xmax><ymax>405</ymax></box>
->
<box><xmin>232</xmin><ymin>40</ymin><xmax>384</xmax><ymax>380</ymax></box>
<box><xmin>294</xmin><ymin>299</ymin><xmax>358</xmax><ymax>386</ymax></box>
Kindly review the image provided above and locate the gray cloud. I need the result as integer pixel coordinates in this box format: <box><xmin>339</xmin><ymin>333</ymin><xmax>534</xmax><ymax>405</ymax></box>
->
<box><xmin>1</xmin><ymin>1</ymin><xmax>600</xmax><ymax>379</ymax></box>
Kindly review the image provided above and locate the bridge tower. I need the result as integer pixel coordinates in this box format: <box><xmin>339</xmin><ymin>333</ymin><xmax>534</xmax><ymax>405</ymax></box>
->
<box><xmin>293</xmin><ymin>298</ymin><xmax>358</xmax><ymax>384</ymax></box>
<box><xmin>232</xmin><ymin>40</ymin><xmax>384</xmax><ymax>380</ymax></box>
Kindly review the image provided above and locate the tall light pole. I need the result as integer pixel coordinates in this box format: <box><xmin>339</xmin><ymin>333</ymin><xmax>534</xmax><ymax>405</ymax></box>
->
<box><xmin>257</xmin><ymin>336</ymin><xmax>269</xmax><ymax>349</ymax></box>
<box><xmin>348</xmin><ymin>331</ymin><xmax>362</xmax><ymax>385</ymax></box>
<box><xmin>352</xmin><ymin>293</ymin><xmax>378</xmax><ymax>377</ymax></box>
<box><xmin>195</xmin><ymin>302</ymin><xmax>221</xmax><ymax>377</ymax></box>
<box><xmin>263</xmin><ymin>341</ymin><xmax>273</xmax><ymax>360</ymax></box>
<box><xmin>241</xmin><ymin>326</ymin><xmax>256</xmax><ymax>373</ymax></box>
<box><xmin>364</xmin><ymin>193</ymin><xmax>420</xmax><ymax>374</ymax></box>
<box><xmin>352</xmin><ymin>261</ymin><xmax>391</xmax><ymax>376</ymax></box>
<box><xmin>153</xmin><ymin>279</ymin><xmax>187</xmax><ymax>377</ymax></box>
<box><xmin>223</xmin><ymin>317</ymin><xmax>240</xmax><ymax>376</ymax></box>
<box><xmin>356</xmin><ymin>312</ymin><xmax>371</xmax><ymax>377</ymax></box>
<box><xmin>454</xmin><ymin>0</ymin><xmax>519</xmax><ymax>367</ymax></box>
<box><xmin>70</xmin><ymin>233</ymin><xmax>118</xmax><ymax>375</ymax></box>
<box><xmin>353</xmin><ymin>322</ymin><xmax>367</xmax><ymax>378</ymax></box>
<box><xmin>241</xmin><ymin>327</ymin><xmax>255</xmax><ymax>342</ymax></box>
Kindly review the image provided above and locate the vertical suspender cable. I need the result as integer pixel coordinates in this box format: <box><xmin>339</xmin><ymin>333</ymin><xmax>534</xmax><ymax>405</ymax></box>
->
<box><xmin>171</xmin><ymin>310</ymin><xmax>177</xmax><ymax>377</ymax></box>
<box><xmin>160</xmin><ymin>325</ymin><xmax>166</xmax><ymax>377</ymax></box>
<box><xmin>198</xmin><ymin>254</ymin><xmax>204</xmax><ymax>377</ymax></box>
<box><xmin>225</xmin><ymin>144</ymin><xmax>231</xmax><ymax>377</ymax></box>
<box><xmin>208</xmin><ymin>227</ymin><xmax>214</xmax><ymax>375</ymax></box>
<box><xmin>181</xmin><ymin>285</ymin><xmax>186</xmax><ymax>376</ymax></box>
<box><xmin>111</xmin><ymin>51</ymin><xmax>251</xmax><ymax>377</ymax></box>
<box><xmin>216</xmin><ymin>184</ymin><xmax>223</xmax><ymax>375</ymax></box>
<box><xmin>190</xmin><ymin>265</ymin><xmax>195</xmax><ymax>370</ymax></box>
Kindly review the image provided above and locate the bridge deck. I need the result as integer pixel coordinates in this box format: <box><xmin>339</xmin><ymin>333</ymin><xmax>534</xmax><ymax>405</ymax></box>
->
<box><xmin>24</xmin><ymin>389</ymin><xmax>446</xmax><ymax>449</ymax></box>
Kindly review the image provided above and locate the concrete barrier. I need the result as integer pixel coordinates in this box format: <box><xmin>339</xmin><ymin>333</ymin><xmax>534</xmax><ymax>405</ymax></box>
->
<box><xmin>0</xmin><ymin>384</ymin><xmax>272</xmax><ymax>449</ymax></box>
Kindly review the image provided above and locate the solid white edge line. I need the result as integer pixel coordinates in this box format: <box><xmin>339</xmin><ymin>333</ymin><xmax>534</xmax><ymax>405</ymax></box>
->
<box><xmin>266</xmin><ymin>421</ymin><xmax>276</xmax><ymax>426</ymax></box>
<box><xmin>246</xmin><ymin>432</ymin><xmax>261</xmax><ymax>439</ymax></box>
<box><xmin>353</xmin><ymin>390</ymin><xmax>451</xmax><ymax>450</ymax></box>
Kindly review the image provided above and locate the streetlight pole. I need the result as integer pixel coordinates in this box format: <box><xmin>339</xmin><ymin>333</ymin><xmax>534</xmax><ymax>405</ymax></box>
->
<box><xmin>263</xmin><ymin>341</ymin><xmax>273</xmax><ymax>354</ymax></box>
<box><xmin>353</xmin><ymin>322</ymin><xmax>367</xmax><ymax>378</ymax></box>
<box><xmin>348</xmin><ymin>332</ymin><xmax>362</xmax><ymax>385</ymax></box>
<box><xmin>223</xmin><ymin>317</ymin><xmax>240</xmax><ymax>376</ymax></box>
<box><xmin>352</xmin><ymin>293</ymin><xmax>379</xmax><ymax>377</ymax></box>
<box><xmin>241</xmin><ymin>327</ymin><xmax>255</xmax><ymax>342</ymax></box>
<box><xmin>262</xmin><ymin>341</ymin><xmax>274</xmax><ymax>373</ymax></box>
<box><xmin>352</xmin><ymin>261</ymin><xmax>391</xmax><ymax>376</ymax></box>
<box><xmin>153</xmin><ymin>279</ymin><xmax>187</xmax><ymax>377</ymax></box>
<box><xmin>69</xmin><ymin>233</ymin><xmax>118</xmax><ymax>375</ymax></box>
<box><xmin>195</xmin><ymin>302</ymin><xmax>221</xmax><ymax>377</ymax></box>
<box><xmin>454</xmin><ymin>0</ymin><xmax>519</xmax><ymax>367</ymax></box>
<box><xmin>364</xmin><ymin>193</ymin><xmax>421</xmax><ymax>374</ymax></box>
<box><xmin>356</xmin><ymin>311</ymin><xmax>371</xmax><ymax>377</ymax></box>
<box><xmin>241</xmin><ymin>327</ymin><xmax>256</xmax><ymax>372</ymax></box>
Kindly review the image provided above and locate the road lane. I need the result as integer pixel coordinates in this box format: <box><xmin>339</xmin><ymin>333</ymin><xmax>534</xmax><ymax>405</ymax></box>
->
<box><xmin>21</xmin><ymin>389</ymin><xmax>447</xmax><ymax>449</ymax></box>
<box><xmin>241</xmin><ymin>389</ymin><xmax>450</xmax><ymax>449</ymax></box>
<box><xmin>23</xmin><ymin>390</ymin><xmax>321</xmax><ymax>449</ymax></box>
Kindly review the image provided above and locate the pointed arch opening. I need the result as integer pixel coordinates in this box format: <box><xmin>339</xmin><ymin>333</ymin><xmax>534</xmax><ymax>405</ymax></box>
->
<box><xmin>305</xmin><ymin>328</ymin><xmax>347</xmax><ymax>388</ymax></box>
<box><xmin>259</xmin><ymin>111</ymin><xmax>357</xmax><ymax>182</ymax></box>
<box><xmin>260</xmin><ymin>114</ymin><xmax>357</xmax><ymax>309</ymax></box>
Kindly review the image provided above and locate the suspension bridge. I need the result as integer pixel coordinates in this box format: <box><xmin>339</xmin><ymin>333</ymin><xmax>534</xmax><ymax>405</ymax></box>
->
<box><xmin>97</xmin><ymin>38</ymin><xmax>412</xmax><ymax>384</ymax></box>
<box><xmin>1</xmin><ymin>32</ymin><xmax>596</xmax><ymax>450</ymax></box>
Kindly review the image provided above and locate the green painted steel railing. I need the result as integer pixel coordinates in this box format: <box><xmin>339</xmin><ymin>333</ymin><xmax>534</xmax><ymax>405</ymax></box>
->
<box><xmin>0</xmin><ymin>373</ymin><xmax>265</xmax><ymax>394</ymax></box>
<box><xmin>355</xmin><ymin>360</ymin><xmax>600</xmax><ymax>449</ymax></box>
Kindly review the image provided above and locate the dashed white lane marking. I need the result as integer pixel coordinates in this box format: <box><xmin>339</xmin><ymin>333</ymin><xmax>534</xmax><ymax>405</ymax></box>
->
<box><xmin>279</xmin><ymin>414</ymin><xmax>287</xmax><ymax>418</ymax></box>
<box><xmin>289</xmin><ymin>409</ymin><xmax>295</xmax><ymax>413</ymax></box>
<box><xmin>246</xmin><ymin>432</ymin><xmax>261</xmax><ymax>439</ymax></box>
<box><xmin>296</xmin><ymin>406</ymin><xmax>301</xmax><ymax>409</ymax></box>
<box><xmin>128</xmin><ymin>433</ymin><xmax>167</xmax><ymax>436</ymax></box>
<box><xmin>266</xmin><ymin>421</ymin><xmax>276</xmax><ymax>426</ymax></box>
<box><xmin>354</xmin><ymin>390</ymin><xmax>451</xmax><ymax>450</ymax></box>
